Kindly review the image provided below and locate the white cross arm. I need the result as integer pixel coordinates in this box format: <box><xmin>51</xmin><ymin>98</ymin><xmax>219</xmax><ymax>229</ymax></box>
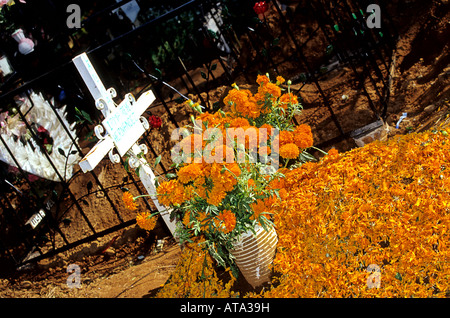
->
<box><xmin>78</xmin><ymin>135</ymin><xmax>115</xmax><ymax>173</ymax></box>
<box><xmin>133</xmin><ymin>90</ymin><xmax>156</xmax><ymax>116</ymax></box>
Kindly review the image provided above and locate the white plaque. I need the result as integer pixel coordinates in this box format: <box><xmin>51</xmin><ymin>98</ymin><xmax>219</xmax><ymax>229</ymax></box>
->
<box><xmin>102</xmin><ymin>99</ymin><xmax>145</xmax><ymax>156</ymax></box>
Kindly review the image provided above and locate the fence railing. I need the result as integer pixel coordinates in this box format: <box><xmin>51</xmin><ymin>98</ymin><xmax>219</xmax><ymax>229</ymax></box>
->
<box><xmin>0</xmin><ymin>0</ymin><xmax>397</xmax><ymax>272</ymax></box>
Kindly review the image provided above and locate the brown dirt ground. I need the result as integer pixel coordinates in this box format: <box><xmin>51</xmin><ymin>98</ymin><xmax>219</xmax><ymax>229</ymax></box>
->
<box><xmin>0</xmin><ymin>0</ymin><xmax>449</xmax><ymax>298</ymax></box>
<box><xmin>0</xmin><ymin>239</ymin><xmax>180</xmax><ymax>298</ymax></box>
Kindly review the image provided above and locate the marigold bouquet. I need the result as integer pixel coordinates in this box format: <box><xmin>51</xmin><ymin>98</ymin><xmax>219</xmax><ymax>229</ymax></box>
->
<box><xmin>155</xmin><ymin>74</ymin><xmax>318</xmax><ymax>274</ymax></box>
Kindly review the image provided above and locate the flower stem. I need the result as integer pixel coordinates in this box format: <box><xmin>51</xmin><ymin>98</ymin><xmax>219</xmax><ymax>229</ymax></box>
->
<box><xmin>311</xmin><ymin>146</ymin><xmax>328</xmax><ymax>155</ymax></box>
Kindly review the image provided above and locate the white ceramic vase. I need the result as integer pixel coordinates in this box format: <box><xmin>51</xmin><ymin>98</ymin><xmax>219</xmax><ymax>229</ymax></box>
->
<box><xmin>11</xmin><ymin>29</ymin><xmax>35</xmax><ymax>55</ymax></box>
<box><xmin>230</xmin><ymin>225</ymin><xmax>278</xmax><ymax>288</ymax></box>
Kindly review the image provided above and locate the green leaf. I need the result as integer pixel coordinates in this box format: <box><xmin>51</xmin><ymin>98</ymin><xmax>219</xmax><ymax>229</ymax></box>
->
<box><xmin>135</xmin><ymin>166</ymin><xmax>141</xmax><ymax>177</ymax></box>
<box><xmin>166</xmin><ymin>173</ymin><xmax>177</xmax><ymax>179</ymax></box>
<box><xmin>123</xmin><ymin>157</ymin><xmax>130</xmax><ymax>172</ymax></box>
<box><xmin>326</xmin><ymin>44</ymin><xmax>334</xmax><ymax>55</ymax></box>
<box><xmin>299</xmin><ymin>151</ymin><xmax>316</xmax><ymax>163</ymax></box>
<box><xmin>85</xmin><ymin>130</ymin><xmax>97</xmax><ymax>142</ymax></box>
<box><xmin>208</xmin><ymin>29</ymin><xmax>218</xmax><ymax>39</ymax></box>
<box><xmin>190</xmin><ymin>114</ymin><xmax>196</xmax><ymax>126</ymax></box>
<box><xmin>154</xmin><ymin>155</ymin><xmax>162</xmax><ymax>168</ymax></box>
<box><xmin>230</xmin><ymin>263</ymin><xmax>239</xmax><ymax>279</ymax></box>
<box><xmin>58</xmin><ymin>148</ymin><xmax>66</xmax><ymax>157</ymax></box>
<box><xmin>80</xmin><ymin>110</ymin><xmax>93</xmax><ymax>124</ymax></box>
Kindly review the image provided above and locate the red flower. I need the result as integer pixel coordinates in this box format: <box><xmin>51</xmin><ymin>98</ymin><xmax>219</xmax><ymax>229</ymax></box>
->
<box><xmin>149</xmin><ymin>115</ymin><xmax>162</xmax><ymax>129</ymax></box>
<box><xmin>253</xmin><ymin>1</ymin><xmax>268</xmax><ymax>15</ymax></box>
<box><xmin>27</xmin><ymin>173</ymin><xmax>40</xmax><ymax>182</ymax></box>
<box><xmin>37</xmin><ymin>125</ymin><xmax>49</xmax><ymax>134</ymax></box>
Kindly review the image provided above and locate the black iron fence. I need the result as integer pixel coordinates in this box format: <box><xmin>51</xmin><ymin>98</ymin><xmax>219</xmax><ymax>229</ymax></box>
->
<box><xmin>0</xmin><ymin>0</ymin><xmax>397</xmax><ymax>273</ymax></box>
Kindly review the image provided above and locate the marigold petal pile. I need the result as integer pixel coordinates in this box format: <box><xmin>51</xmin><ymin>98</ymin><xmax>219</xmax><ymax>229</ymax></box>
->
<box><xmin>158</xmin><ymin>127</ymin><xmax>450</xmax><ymax>297</ymax></box>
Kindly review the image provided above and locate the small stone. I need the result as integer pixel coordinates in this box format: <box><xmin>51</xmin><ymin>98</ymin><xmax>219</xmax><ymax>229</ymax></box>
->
<box><xmin>424</xmin><ymin>104</ymin><xmax>437</xmax><ymax>114</ymax></box>
<box><xmin>96</xmin><ymin>185</ymin><xmax>105</xmax><ymax>198</ymax></box>
<box><xmin>20</xmin><ymin>281</ymin><xmax>32</xmax><ymax>289</ymax></box>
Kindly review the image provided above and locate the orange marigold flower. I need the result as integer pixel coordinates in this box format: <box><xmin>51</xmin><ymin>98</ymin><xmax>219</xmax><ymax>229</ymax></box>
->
<box><xmin>223</xmin><ymin>89</ymin><xmax>252</xmax><ymax>114</ymax></box>
<box><xmin>259</xmin><ymin>123</ymin><xmax>273</xmax><ymax>138</ymax></box>
<box><xmin>156</xmin><ymin>180</ymin><xmax>178</xmax><ymax>206</ymax></box>
<box><xmin>294</xmin><ymin>123</ymin><xmax>312</xmax><ymax>135</ymax></box>
<box><xmin>280</xmin><ymin>93</ymin><xmax>298</xmax><ymax>105</ymax></box>
<box><xmin>328</xmin><ymin>148</ymin><xmax>339</xmax><ymax>157</ymax></box>
<box><xmin>278</xmin><ymin>188</ymin><xmax>289</xmax><ymax>200</ymax></box>
<box><xmin>194</xmin><ymin>175</ymin><xmax>206</xmax><ymax>186</ymax></box>
<box><xmin>268</xmin><ymin>175</ymin><xmax>285</xmax><ymax>191</ymax></box>
<box><xmin>280</xmin><ymin>143</ymin><xmax>300</xmax><ymax>159</ymax></box>
<box><xmin>171</xmin><ymin>180</ymin><xmax>186</xmax><ymax>206</ymax></box>
<box><xmin>226</xmin><ymin>125</ymin><xmax>259</xmax><ymax>151</ymax></box>
<box><xmin>182</xmin><ymin>212</ymin><xmax>192</xmax><ymax>228</ymax></box>
<box><xmin>197</xmin><ymin>112</ymin><xmax>217</xmax><ymax>126</ymax></box>
<box><xmin>254</xmin><ymin>91</ymin><xmax>265</xmax><ymax>103</ymax></box>
<box><xmin>259</xmin><ymin>145</ymin><xmax>271</xmax><ymax>156</ymax></box>
<box><xmin>225</xmin><ymin>162</ymin><xmax>242</xmax><ymax>179</ymax></box>
<box><xmin>195</xmin><ymin>184</ymin><xmax>208</xmax><ymax>200</ymax></box>
<box><xmin>256</xmin><ymin>74</ymin><xmax>270</xmax><ymax>86</ymax></box>
<box><xmin>197</xmin><ymin>212</ymin><xmax>209</xmax><ymax>230</ymax></box>
<box><xmin>183</xmin><ymin>185</ymin><xmax>196</xmax><ymax>201</ymax></box>
<box><xmin>264</xmin><ymin>196</ymin><xmax>276</xmax><ymax>212</ymax></box>
<box><xmin>250</xmin><ymin>199</ymin><xmax>266</xmax><ymax>222</ymax></box>
<box><xmin>293</xmin><ymin>124</ymin><xmax>313</xmax><ymax>149</ymax></box>
<box><xmin>229</xmin><ymin>117</ymin><xmax>250</xmax><ymax>128</ymax></box>
<box><xmin>215</xmin><ymin>210</ymin><xmax>236</xmax><ymax>234</ymax></box>
<box><xmin>259</xmin><ymin>82</ymin><xmax>281</xmax><ymax>99</ymax></box>
<box><xmin>279</xmin><ymin>130</ymin><xmax>294</xmax><ymax>147</ymax></box>
<box><xmin>178</xmin><ymin>163</ymin><xmax>203</xmax><ymax>184</ymax></box>
<box><xmin>122</xmin><ymin>191</ymin><xmax>137</xmax><ymax>210</ymax></box>
<box><xmin>207</xmin><ymin>184</ymin><xmax>228</xmax><ymax>206</ymax></box>
<box><xmin>276</xmin><ymin>76</ymin><xmax>286</xmax><ymax>84</ymax></box>
<box><xmin>246</xmin><ymin>99</ymin><xmax>261</xmax><ymax>119</ymax></box>
<box><xmin>208</xmin><ymin>145</ymin><xmax>235</xmax><ymax>163</ymax></box>
<box><xmin>136</xmin><ymin>211</ymin><xmax>157</xmax><ymax>231</ymax></box>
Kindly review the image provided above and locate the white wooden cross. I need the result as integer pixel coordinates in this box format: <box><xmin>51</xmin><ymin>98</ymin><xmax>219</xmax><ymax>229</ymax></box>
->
<box><xmin>73</xmin><ymin>52</ymin><xmax>176</xmax><ymax>235</ymax></box>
